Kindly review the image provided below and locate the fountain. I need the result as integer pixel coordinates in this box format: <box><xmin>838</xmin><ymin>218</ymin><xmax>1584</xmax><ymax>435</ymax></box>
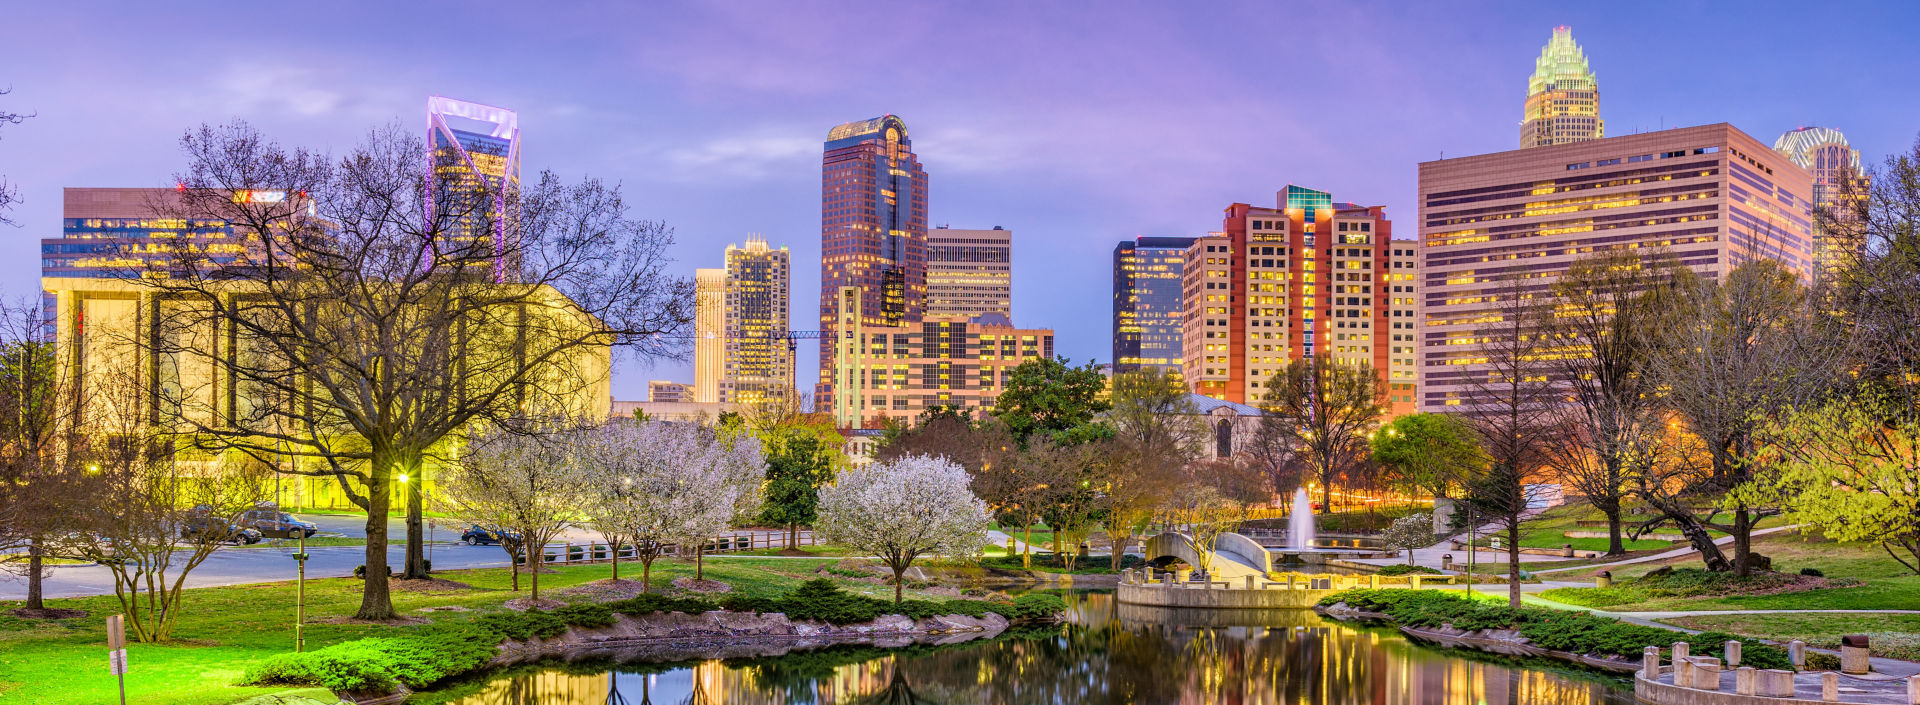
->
<box><xmin>1288</xmin><ymin>488</ymin><xmax>1314</xmax><ymax>551</ymax></box>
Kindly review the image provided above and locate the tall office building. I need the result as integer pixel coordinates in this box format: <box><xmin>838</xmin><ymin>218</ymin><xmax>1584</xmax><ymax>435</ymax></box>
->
<box><xmin>926</xmin><ymin>226</ymin><xmax>1012</xmax><ymax>318</ymax></box>
<box><xmin>719</xmin><ymin>238</ymin><xmax>793</xmax><ymax>404</ymax></box>
<box><xmin>427</xmin><ymin>96</ymin><xmax>521</xmax><ymax>280</ymax></box>
<box><xmin>829</xmin><ymin>286</ymin><xmax>1053</xmax><ymax>427</ymax></box>
<box><xmin>42</xmin><ymin>187</ymin><xmax>267</xmax><ymax>338</ymax></box>
<box><xmin>1521</xmin><ymin>26</ymin><xmax>1603</xmax><ymax>149</ymax></box>
<box><xmin>1112</xmin><ymin>236</ymin><xmax>1197</xmax><ymax>376</ymax></box>
<box><xmin>1774</xmin><ymin>126</ymin><xmax>1866</xmax><ymax>275</ymax></box>
<box><xmin>693</xmin><ymin>268</ymin><xmax>726</xmax><ymax>404</ymax></box>
<box><xmin>1180</xmin><ymin>186</ymin><xmax>1418</xmax><ymax>414</ymax></box>
<box><xmin>1418</xmin><ymin>123</ymin><xmax>1815</xmax><ymax>412</ymax></box>
<box><xmin>817</xmin><ymin>115</ymin><xmax>929</xmax><ymax>409</ymax></box>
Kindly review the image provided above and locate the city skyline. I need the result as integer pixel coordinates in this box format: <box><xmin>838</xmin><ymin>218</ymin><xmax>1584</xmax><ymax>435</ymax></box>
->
<box><xmin>3</xmin><ymin>2</ymin><xmax>1916</xmax><ymax>402</ymax></box>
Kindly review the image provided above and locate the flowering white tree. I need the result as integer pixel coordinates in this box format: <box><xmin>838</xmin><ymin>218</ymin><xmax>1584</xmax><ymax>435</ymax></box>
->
<box><xmin>439</xmin><ymin>428</ymin><xmax>586</xmax><ymax>604</ymax></box>
<box><xmin>817</xmin><ymin>454</ymin><xmax>990</xmax><ymax>604</ymax></box>
<box><xmin>583</xmin><ymin>421</ymin><xmax>762</xmax><ymax>592</ymax></box>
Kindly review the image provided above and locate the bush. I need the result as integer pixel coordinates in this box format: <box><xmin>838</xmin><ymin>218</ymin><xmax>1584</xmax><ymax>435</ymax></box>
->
<box><xmin>1377</xmin><ymin>564</ymin><xmax>1442</xmax><ymax>576</ymax></box>
<box><xmin>606</xmin><ymin>593</ymin><xmax>716</xmax><ymax>616</ymax></box>
<box><xmin>996</xmin><ymin>593</ymin><xmax>1067</xmax><ymax>621</ymax></box>
<box><xmin>554</xmin><ymin>602</ymin><xmax>614</xmax><ymax>628</ymax></box>
<box><xmin>1319</xmin><ymin>589</ymin><xmax>1789</xmax><ymax>669</ymax></box>
<box><xmin>780</xmin><ymin>578</ymin><xmax>891</xmax><ymax>624</ymax></box>
<box><xmin>241</xmin><ymin>626</ymin><xmax>498</xmax><ymax>693</ymax></box>
<box><xmin>1800</xmin><ymin>567</ymin><xmax>1824</xmax><ymax>577</ymax></box>
<box><xmin>473</xmin><ymin>610</ymin><xmax>567</xmax><ymax>640</ymax></box>
<box><xmin>1806</xmin><ymin>651</ymin><xmax>1841</xmax><ymax>670</ymax></box>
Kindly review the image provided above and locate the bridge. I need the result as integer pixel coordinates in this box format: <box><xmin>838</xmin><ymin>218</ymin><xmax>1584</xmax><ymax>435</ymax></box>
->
<box><xmin>1141</xmin><ymin>531</ymin><xmax>1271</xmax><ymax>580</ymax></box>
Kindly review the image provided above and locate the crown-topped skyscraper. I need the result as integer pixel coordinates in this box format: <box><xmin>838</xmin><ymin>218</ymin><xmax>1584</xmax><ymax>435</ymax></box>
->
<box><xmin>1521</xmin><ymin>26</ymin><xmax>1602</xmax><ymax>149</ymax></box>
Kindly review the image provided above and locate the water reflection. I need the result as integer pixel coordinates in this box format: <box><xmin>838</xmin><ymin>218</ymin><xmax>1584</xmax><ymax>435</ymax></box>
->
<box><xmin>443</xmin><ymin>592</ymin><xmax>1633</xmax><ymax>705</ymax></box>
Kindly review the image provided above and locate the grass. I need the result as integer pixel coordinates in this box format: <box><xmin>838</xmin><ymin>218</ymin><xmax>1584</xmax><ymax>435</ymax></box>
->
<box><xmin>0</xmin><ymin>555</ymin><xmax>984</xmax><ymax>705</ymax></box>
<box><xmin>1663</xmin><ymin>613</ymin><xmax>1920</xmax><ymax>661</ymax></box>
<box><xmin>1535</xmin><ymin>530</ymin><xmax>1920</xmax><ymax>612</ymax></box>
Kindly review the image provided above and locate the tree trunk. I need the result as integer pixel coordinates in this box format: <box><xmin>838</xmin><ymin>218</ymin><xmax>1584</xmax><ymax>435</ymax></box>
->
<box><xmin>1109</xmin><ymin>532</ymin><xmax>1130</xmax><ymax>570</ymax></box>
<box><xmin>1604</xmin><ymin>508</ymin><xmax>1626</xmax><ymax>556</ymax></box>
<box><xmin>1322</xmin><ymin>482</ymin><xmax>1333</xmax><ymax>515</ymax></box>
<box><xmin>508</xmin><ymin>544</ymin><xmax>520</xmax><ymax>591</ymax></box>
<box><xmin>355</xmin><ymin>460</ymin><xmax>396</xmax><ymax>620</ymax></box>
<box><xmin>1507</xmin><ymin>520</ymin><xmax>1522</xmax><ymax>608</ymax></box>
<box><xmin>610</xmin><ymin>541</ymin><xmax>620</xmax><ymax>581</ymax></box>
<box><xmin>640</xmin><ymin>557</ymin><xmax>653</xmax><ymax>594</ymax></box>
<box><xmin>695</xmin><ymin>545</ymin><xmax>706</xmax><ymax>581</ymax></box>
<box><xmin>24</xmin><ymin>540</ymin><xmax>44</xmax><ymax>610</ymax></box>
<box><xmin>530</xmin><ymin>543</ymin><xmax>541</xmax><ymax>603</ymax></box>
<box><xmin>1022</xmin><ymin>523</ymin><xmax>1032</xmax><ymax>569</ymax></box>
<box><xmin>892</xmin><ymin>564</ymin><xmax>905</xmax><ymax>605</ymax></box>
<box><xmin>787</xmin><ymin>523</ymin><xmax>797</xmax><ymax>550</ymax></box>
<box><xmin>403</xmin><ymin>455</ymin><xmax>428</xmax><ymax>579</ymax></box>
<box><xmin>1731</xmin><ymin>508</ymin><xmax>1754</xmax><ymax>576</ymax></box>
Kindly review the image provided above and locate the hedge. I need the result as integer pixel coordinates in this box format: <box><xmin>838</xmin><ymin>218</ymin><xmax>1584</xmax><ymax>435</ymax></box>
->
<box><xmin>608</xmin><ymin>578</ymin><xmax>1065</xmax><ymax>625</ymax></box>
<box><xmin>1322</xmin><ymin>589</ymin><xmax>1791</xmax><ymax>670</ymax></box>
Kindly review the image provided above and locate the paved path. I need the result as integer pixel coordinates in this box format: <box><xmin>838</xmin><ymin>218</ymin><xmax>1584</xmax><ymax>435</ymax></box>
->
<box><xmin>1520</xmin><ymin>596</ymin><xmax>1920</xmax><ymax>678</ymax></box>
<box><xmin>1531</xmin><ymin>524</ymin><xmax>1802</xmax><ymax>575</ymax></box>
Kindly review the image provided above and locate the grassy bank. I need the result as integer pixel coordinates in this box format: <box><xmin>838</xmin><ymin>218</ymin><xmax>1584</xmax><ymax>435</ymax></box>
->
<box><xmin>1536</xmin><ymin>531</ymin><xmax>1920</xmax><ymax>612</ymax></box>
<box><xmin>0</xmin><ymin>556</ymin><xmax>945</xmax><ymax>705</ymax></box>
<box><xmin>1663</xmin><ymin>613</ymin><xmax>1920</xmax><ymax>662</ymax></box>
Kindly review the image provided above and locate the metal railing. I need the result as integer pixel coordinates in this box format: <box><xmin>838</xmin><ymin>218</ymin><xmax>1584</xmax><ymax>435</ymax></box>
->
<box><xmin>514</xmin><ymin>531</ymin><xmax>818</xmax><ymax>565</ymax></box>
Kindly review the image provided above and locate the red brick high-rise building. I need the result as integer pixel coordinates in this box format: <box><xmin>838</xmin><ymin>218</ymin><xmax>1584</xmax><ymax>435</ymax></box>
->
<box><xmin>1181</xmin><ymin>185</ymin><xmax>1418</xmax><ymax>415</ymax></box>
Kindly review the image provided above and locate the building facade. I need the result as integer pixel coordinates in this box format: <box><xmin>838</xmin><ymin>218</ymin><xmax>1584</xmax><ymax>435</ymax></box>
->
<box><xmin>42</xmin><ymin>188</ymin><xmax>255</xmax><ymax>338</ymax></box>
<box><xmin>1417</xmin><ymin>123</ymin><xmax>1816</xmax><ymax>411</ymax></box>
<box><xmin>692</xmin><ymin>268</ymin><xmax>726</xmax><ymax>403</ymax></box>
<box><xmin>1521</xmin><ymin>26</ymin><xmax>1602</xmax><ymax>149</ymax></box>
<box><xmin>648</xmin><ymin>380</ymin><xmax>695</xmax><ymax>403</ymax></box>
<box><xmin>426</xmin><ymin>96</ymin><xmax>521</xmax><ymax>280</ymax></box>
<box><xmin>817</xmin><ymin>115</ymin><xmax>929</xmax><ymax>409</ymax></box>
<box><xmin>1773</xmin><ymin>126</ymin><xmax>1865</xmax><ymax>275</ymax></box>
<box><xmin>926</xmin><ymin>226</ymin><xmax>1012</xmax><ymax>318</ymax></box>
<box><xmin>1179</xmin><ymin>186</ymin><xmax>1418</xmax><ymax>415</ymax></box>
<box><xmin>829</xmin><ymin>287</ymin><xmax>1053</xmax><ymax>427</ymax></box>
<box><xmin>720</xmin><ymin>238</ymin><xmax>793</xmax><ymax>404</ymax></box>
<box><xmin>1112</xmin><ymin>236</ymin><xmax>1197</xmax><ymax>376</ymax></box>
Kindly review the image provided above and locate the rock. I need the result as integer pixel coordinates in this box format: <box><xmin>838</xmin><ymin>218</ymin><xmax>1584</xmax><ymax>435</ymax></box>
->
<box><xmin>901</xmin><ymin>566</ymin><xmax>932</xmax><ymax>582</ymax></box>
<box><xmin>832</xmin><ymin>557</ymin><xmax>872</xmax><ymax>572</ymax></box>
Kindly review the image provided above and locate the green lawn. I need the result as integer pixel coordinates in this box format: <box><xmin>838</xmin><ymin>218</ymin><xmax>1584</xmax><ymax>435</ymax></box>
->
<box><xmin>1536</xmin><ymin>530</ymin><xmax>1920</xmax><ymax>612</ymax></box>
<box><xmin>0</xmin><ymin>556</ymin><xmax>921</xmax><ymax>705</ymax></box>
<box><xmin>1663</xmin><ymin>613</ymin><xmax>1920</xmax><ymax>661</ymax></box>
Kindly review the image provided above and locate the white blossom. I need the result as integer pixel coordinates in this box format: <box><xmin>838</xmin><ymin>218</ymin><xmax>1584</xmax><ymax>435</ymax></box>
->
<box><xmin>816</xmin><ymin>454</ymin><xmax>990</xmax><ymax>602</ymax></box>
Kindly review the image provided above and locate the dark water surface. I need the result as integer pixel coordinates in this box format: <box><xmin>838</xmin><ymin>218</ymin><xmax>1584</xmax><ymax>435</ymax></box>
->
<box><xmin>437</xmin><ymin>591</ymin><xmax>1635</xmax><ymax>704</ymax></box>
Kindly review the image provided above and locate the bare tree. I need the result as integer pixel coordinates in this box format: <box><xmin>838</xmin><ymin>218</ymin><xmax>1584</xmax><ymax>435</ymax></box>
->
<box><xmin>1455</xmin><ymin>275</ymin><xmax>1559</xmax><ymax>607</ymax></box>
<box><xmin>0</xmin><ymin>299</ymin><xmax>78</xmax><ymax>614</ymax></box>
<box><xmin>0</xmin><ymin>86</ymin><xmax>29</xmax><ymax>224</ymax></box>
<box><xmin>1088</xmin><ymin>434</ymin><xmax>1183</xmax><ymax>570</ymax></box>
<box><xmin>1641</xmin><ymin>260</ymin><xmax>1836</xmax><ymax>574</ymax></box>
<box><xmin>1538</xmin><ymin>250</ymin><xmax>1683</xmax><ymax>555</ymax></box>
<box><xmin>1255</xmin><ymin>355</ymin><xmax>1385</xmax><ymax>513</ymax></box>
<box><xmin>128</xmin><ymin>121</ymin><xmax>690</xmax><ymax>619</ymax></box>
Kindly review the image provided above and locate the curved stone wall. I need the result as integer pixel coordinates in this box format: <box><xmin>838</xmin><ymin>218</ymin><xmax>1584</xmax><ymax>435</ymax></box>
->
<box><xmin>1116</xmin><ymin>581</ymin><xmax>1336</xmax><ymax>609</ymax></box>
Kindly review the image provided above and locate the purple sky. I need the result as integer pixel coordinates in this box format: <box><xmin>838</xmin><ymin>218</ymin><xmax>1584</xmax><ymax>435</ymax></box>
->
<box><xmin>3</xmin><ymin>1</ymin><xmax>1917</xmax><ymax>402</ymax></box>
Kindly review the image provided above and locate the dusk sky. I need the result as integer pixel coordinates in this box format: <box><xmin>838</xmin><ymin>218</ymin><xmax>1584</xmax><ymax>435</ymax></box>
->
<box><xmin>3</xmin><ymin>1</ymin><xmax>1916</xmax><ymax>401</ymax></box>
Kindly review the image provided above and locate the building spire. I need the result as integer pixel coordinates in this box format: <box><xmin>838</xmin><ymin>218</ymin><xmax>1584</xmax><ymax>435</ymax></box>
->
<box><xmin>1521</xmin><ymin>26</ymin><xmax>1602</xmax><ymax>148</ymax></box>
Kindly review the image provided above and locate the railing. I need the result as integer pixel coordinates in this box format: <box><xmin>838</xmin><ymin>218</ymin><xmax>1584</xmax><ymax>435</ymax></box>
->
<box><xmin>514</xmin><ymin>531</ymin><xmax>817</xmax><ymax>566</ymax></box>
<box><xmin>1125</xmin><ymin>569</ymin><xmax>1437</xmax><ymax>590</ymax></box>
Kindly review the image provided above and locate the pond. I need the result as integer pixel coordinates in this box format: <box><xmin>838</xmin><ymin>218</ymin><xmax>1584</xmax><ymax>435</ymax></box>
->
<box><xmin>434</xmin><ymin>591</ymin><xmax>1636</xmax><ymax>704</ymax></box>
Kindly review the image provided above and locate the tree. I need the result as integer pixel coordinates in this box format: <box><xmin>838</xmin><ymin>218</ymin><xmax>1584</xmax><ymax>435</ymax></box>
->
<box><xmin>587</xmin><ymin>421</ymin><xmax>754</xmax><ymax>593</ymax></box>
<box><xmin>1455</xmin><ymin>275</ymin><xmax>1559</xmax><ymax>607</ymax></box>
<box><xmin>1106</xmin><ymin>368</ymin><xmax>1207</xmax><ymax>455</ymax></box>
<box><xmin>1256</xmin><ymin>355</ymin><xmax>1385</xmax><ymax>513</ymax></box>
<box><xmin>1381</xmin><ymin>512</ymin><xmax>1435</xmax><ymax>566</ymax></box>
<box><xmin>1087</xmin><ymin>434</ymin><xmax>1184</xmax><ymax>570</ymax></box>
<box><xmin>133</xmin><ymin>121</ymin><xmax>690</xmax><ymax>619</ymax></box>
<box><xmin>0</xmin><ymin>300</ymin><xmax>77</xmax><ymax>613</ymax></box>
<box><xmin>0</xmin><ymin>86</ymin><xmax>28</xmax><ymax>224</ymax></box>
<box><xmin>816</xmin><ymin>454</ymin><xmax>990</xmax><ymax>604</ymax></box>
<box><xmin>51</xmin><ymin>364</ymin><xmax>269</xmax><ymax>641</ymax></box>
<box><xmin>991</xmin><ymin>357</ymin><xmax>1113</xmax><ymax>446</ymax></box>
<box><xmin>438</xmin><ymin>427</ymin><xmax>588</xmax><ymax>605</ymax></box>
<box><xmin>1370</xmin><ymin>413</ymin><xmax>1484</xmax><ymax>500</ymax></box>
<box><xmin>1162</xmin><ymin>486</ymin><xmax>1244</xmax><ymax>578</ymax></box>
<box><xmin>1642</xmin><ymin>260</ymin><xmax>1834</xmax><ymax>575</ymax></box>
<box><xmin>1756</xmin><ymin>398</ymin><xmax>1920</xmax><ymax>573</ymax></box>
<box><xmin>1538</xmin><ymin>250</ymin><xmax>1682</xmax><ymax>555</ymax></box>
<box><xmin>758</xmin><ymin>426</ymin><xmax>839</xmax><ymax>551</ymax></box>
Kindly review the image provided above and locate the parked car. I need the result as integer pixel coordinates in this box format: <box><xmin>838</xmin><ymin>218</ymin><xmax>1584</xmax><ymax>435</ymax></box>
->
<box><xmin>239</xmin><ymin>509</ymin><xmax>318</xmax><ymax>539</ymax></box>
<box><xmin>180</xmin><ymin>516</ymin><xmax>263</xmax><ymax>545</ymax></box>
<box><xmin>459</xmin><ymin>525</ymin><xmax>520</xmax><ymax>546</ymax></box>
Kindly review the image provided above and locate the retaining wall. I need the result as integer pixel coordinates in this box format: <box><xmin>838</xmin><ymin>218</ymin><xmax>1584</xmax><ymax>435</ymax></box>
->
<box><xmin>1116</xmin><ymin>581</ymin><xmax>1336</xmax><ymax>609</ymax></box>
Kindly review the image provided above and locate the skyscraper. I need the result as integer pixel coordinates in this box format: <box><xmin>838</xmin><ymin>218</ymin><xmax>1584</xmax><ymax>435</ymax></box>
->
<box><xmin>426</xmin><ymin>96</ymin><xmax>520</xmax><ymax>280</ymax></box>
<box><xmin>1521</xmin><ymin>26</ymin><xmax>1602</xmax><ymax>149</ymax></box>
<box><xmin>720</xmin><ymin>238</ymin><xmax>793</xmax><ymax>404</ymax></box>
<box><xmin>693</xmin><ymin>268</ymin><xmax>726</xmax><ymax>404</ymax></box>
<box><xmin>1179</xmin><ymin>186</ymin><xmax>1418</xmax><ymax>413</ymax></box>
<box><xmin>1774</xmin><ymin>126</ymin><xmax>1866</xmax><ymax>275</ymax></box>
<box><xmin>1419</xmin><ymin>123</ymin><xmax>1815</xmax><ymax>412</ymax></box>
<box><xmin>829</xmin><ymin>286</ymin><xmax>1053</xmax><ymax>427</ymax></box>
<box><xmin>926</xmin><ymin>226</ymin><xmax>1012</xmax><ymax>318</ymax></box>
<box><xmin>817</xmin><ymin>115</ymin><xmax>928</xmax><ymax>408</ymax></box>
<box><xmin>1112</xmin><ymin>236</ymin><xmax>1197</xmax><ymax>376</ymax></box>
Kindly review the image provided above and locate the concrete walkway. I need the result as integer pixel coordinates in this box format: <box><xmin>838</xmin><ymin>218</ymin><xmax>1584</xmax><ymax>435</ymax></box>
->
<box><xmin>1532</xmin><ymin>524</ymin><xmax>1802</xmax><ymax>575</ymax></box>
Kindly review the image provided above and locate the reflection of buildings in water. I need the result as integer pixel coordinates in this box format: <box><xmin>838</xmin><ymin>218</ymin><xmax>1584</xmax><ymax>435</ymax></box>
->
<box><xmin>450</xmin><ymin>590</ymin><xmax>1630</xmax><ymax>705</ymax></box>
<box><xmin>454</xmin><ymin>670</ymin><xmax>612</xmax><ymax>705</ymax></box>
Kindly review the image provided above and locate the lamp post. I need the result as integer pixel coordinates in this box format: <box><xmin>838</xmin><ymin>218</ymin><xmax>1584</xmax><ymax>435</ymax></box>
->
<box><xmin>293</xmin><ymin>529</ymin><xmax>307</xmax><ymax>652</ymax></box>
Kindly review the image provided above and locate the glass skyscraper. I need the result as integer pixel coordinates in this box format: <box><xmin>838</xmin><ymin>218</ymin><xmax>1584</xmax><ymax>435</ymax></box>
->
<box><xmin>426</xmin><ymin>96</ymin><xmax>521</xmax><ymax>281</ymax></box>
<box><xmin>817</xmin><ymin>115</ymin><xmax>928</xmax><ymax>411</ymax></box>
<box><xmin>1521</xmin><ymin>26</ymin><xmax>1602</xmax><ymax>149</ymax></box>
<box><xmin>1112</xmin><ymin>236</ymin><xmax>1196</xmax><ymax>376</ymax></box>
<box><xmin>1774</xmin><ymin>126</ymin><xmax>1865</xmax><ymax>276</ymax></box>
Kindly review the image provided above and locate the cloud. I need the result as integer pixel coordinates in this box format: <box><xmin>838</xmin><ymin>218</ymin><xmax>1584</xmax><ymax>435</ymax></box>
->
<box><xmin>655</xmin><ymin>129</ymin><xmax>819</xmax><ymax>181</ymax></box>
